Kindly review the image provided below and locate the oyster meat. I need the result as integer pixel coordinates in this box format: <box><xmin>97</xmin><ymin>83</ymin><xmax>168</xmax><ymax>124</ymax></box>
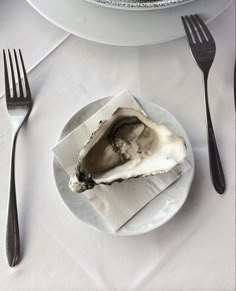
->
<box><xmin>69</xmin><ymin>108</ymin><xmax>187</xmax><ymax>193</ymax></box>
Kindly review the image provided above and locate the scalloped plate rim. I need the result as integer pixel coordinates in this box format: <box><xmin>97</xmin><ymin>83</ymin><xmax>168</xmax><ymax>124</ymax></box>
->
<box><xmin>84</xmin><ymin>0</ymin><xmax>195</xmax><ymax>11</ymax></box>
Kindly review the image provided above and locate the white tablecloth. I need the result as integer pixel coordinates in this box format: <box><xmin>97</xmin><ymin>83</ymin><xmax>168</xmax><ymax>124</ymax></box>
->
<box><xmin>0</xmin><ymin>0</ymin><xmax>235</xmax><ymax>290</ymax></box>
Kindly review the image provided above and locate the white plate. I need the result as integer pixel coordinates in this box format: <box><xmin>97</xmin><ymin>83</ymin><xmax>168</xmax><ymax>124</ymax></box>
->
<box><xmin>85</xmin><ymin>0</ymin><xmax>194</xmax><ymax>11</ymax></box>
<box><xmin>26</xmin><ymin>0</ymin><xmax>232</xmax><ymax>46</ymax></box>
<box><xmin>53</xmin><ymin>97</ymin><xmax>195</xmax><ymax>236</ymax></box>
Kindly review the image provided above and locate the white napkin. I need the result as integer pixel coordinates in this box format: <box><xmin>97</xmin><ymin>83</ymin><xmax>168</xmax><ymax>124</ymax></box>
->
<box><xmin>52</xmin><ymin>90</ymin><xmax>191</xmax><ymax>231</ymax></box>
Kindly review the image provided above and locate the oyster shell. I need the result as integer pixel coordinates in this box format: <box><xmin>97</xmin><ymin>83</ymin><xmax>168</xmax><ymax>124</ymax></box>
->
<box><xmin>69</xmin><ymin>108</ymin><xmax>187</xmax><ymax>193</ymax></box>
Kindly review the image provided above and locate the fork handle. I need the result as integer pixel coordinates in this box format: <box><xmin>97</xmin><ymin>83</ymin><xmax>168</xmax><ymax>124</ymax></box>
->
<box><xmin>6</xmin><ymin>132</ymin><xmax>20</xmax><ymax>267</ymax></box>
<box><xmin>204</xmin><ymin>73</ymin><xmax>226</xmax><ymax>194</ymax></box>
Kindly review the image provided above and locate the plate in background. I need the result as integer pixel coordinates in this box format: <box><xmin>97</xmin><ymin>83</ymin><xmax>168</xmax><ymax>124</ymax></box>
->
<box><xmin>26</xmin><ymin>0</ymin><xmax>232</xmax><ymax>46</ymax></box>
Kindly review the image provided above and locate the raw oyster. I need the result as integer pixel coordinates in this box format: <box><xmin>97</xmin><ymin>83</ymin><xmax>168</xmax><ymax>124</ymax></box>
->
<box><xmin>69</xmin><ymin>108</ymin><xmax>187</xmax><ymax>193</ymax></box>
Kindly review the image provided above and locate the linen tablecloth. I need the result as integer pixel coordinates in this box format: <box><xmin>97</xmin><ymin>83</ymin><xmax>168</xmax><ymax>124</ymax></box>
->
<box><xmin>0</xmin><ymin>0</ymin><xmax>235</xmax><ymax>289</ymax></box>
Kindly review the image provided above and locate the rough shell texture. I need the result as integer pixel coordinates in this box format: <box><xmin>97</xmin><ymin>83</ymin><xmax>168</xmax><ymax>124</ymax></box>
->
<box><xmin>69</xmin><ymin>107</ymin><xmax>187</xmax><ymax>193</ymax></box>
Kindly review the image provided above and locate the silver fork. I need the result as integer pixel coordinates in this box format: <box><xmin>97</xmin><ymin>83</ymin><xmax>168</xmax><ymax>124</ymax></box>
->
<box><xmin>3</xmin><ymin>49</ymin><xmax>33</xmax><ymax>267</ymax></box>
<box><xmin>181</xmin><ymin>14</ymin><xmax>225</xmax><ymax>194</ymax></box>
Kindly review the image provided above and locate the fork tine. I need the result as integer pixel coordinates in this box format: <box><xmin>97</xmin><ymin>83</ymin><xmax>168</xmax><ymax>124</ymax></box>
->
<box><xmin>3</xmin><ymin>50</ymin><xmax>11</xmax><ymax>100</ymax></box>
<box><xmin>181</xmin><ymin>16</ymin><xmax>194</xmax><ymax>46</ymax></box>
<box><xmin>14</xmin><ymin>49</ymin><xmax>24</xmax><ymax>98</ymax></box>
<box><xmin>8</xmin><ymin>50</ymin><xmax>17</xmax><ymax>98</ymax></box>
<box><xmin>190</xmin><ymin>15</ymin><xmax>207</xmax><ymax>42</ymax></box>
<box><xmin>185</xmin><ymin>15</ymin><xmax>200</xmax><ymax>44</ymax></box>
<box><xmin>19</xmin><ymin>50</ymin><xmax>31</xmax><ymax>99</ymax></box>
<box><xmin>195</xmin><ymin>14</ymin><xmax>215</xmax><ymax>44</ymax></box>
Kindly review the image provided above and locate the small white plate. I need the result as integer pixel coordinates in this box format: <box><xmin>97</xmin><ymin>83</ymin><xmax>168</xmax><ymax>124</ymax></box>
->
<box><xmin>26</xmin><ymin>0</ymin><xmax>232</xmax><ymax>46</ymax></box>
<box><xmin>85</xmin><ymin>0</ymin><xmax>194</xmax><ymax>11</ymax></box>
<box><xmin>53</xmin><ymin>97</ymin><xmax>194</xmax><ymax>236</ymax></box>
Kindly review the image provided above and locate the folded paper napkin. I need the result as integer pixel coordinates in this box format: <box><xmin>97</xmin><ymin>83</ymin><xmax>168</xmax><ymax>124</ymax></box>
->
<box><xmin>52</xmin><ymin>90</ymin><xmax>191</xmax><ymax>232</ymax></box>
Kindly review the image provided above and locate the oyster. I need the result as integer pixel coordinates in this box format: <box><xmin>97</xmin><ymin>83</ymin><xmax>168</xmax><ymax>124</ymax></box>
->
<box><xmin>69</xmin><ymin>108</ymin><xmax>187</xmax><ymax>193</ymax></box>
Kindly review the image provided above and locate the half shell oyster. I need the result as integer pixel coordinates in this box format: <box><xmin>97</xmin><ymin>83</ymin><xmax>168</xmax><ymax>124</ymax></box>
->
<box><xmin>69</xmin><ymin>108</ymin><xmax>187</xmax><ymax>193</ymax></box>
